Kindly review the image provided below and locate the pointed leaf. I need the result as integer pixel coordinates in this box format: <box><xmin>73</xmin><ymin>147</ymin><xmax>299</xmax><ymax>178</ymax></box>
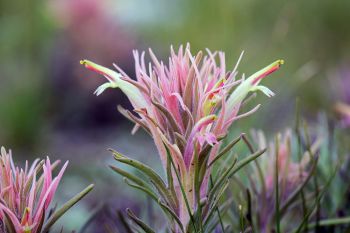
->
<box><xmin>229</xmin><ymin>148</ymin><xmax>266</xmax><ymax>178</ymax></box>
<box><xmin>109</xmin><ymin>165</ymin><xmax>145</xmax><ymax>187</ymax></box>
<box><xmin>126</xmin><ymin>208</ymin><xmax>156</xmax><ymax>233</ymax></box>
<box><xmin>42</xmin><ymin>184</ymin><xmax>94</xmax><ymax>233</ymax></box>
<box><xmin>209</xmin><ymin>134</ymin><xmax>242</xmax><ymax>167</ymax></box>
<box><xmin>110</xmin><ymin>149</ymin><xmax>176</xmax><ymax>208</ymax></box>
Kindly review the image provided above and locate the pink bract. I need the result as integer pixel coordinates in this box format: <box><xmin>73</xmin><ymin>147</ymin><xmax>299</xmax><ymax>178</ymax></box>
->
<box><xmin>81</xmin><ymin>44</ymin><xmax>283</xmax><ymax>228</ymax></box>
<box><xmin>0</xmin><ymin>147</ymin><xmax>68</xmax><ymax>233</ymax></box>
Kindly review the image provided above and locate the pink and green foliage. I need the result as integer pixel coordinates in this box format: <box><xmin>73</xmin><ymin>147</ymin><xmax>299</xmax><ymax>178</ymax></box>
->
<box><xmin>81</xmin><ymin>44</ymin><xmax>283</xmax><ymax>232</ymax></box>
<box><xmin>0</xmin><ymin>147</ymin><xmax>93</xmax><ymax>233</ymax></box>
<box><xmin>238</xmin><ymin>129</ymin><xmax>321</xmax><ymax>232</ymax></box>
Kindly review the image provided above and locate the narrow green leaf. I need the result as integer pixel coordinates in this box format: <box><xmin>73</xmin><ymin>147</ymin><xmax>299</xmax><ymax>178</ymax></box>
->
<box><xmin>204</xmin><ymin>180</ymin><xmax>229</xmax><ymax>226</ymax></box>
<box><xmin>209</xmin><ymin>134</ymin><xmax>242</xmax><ymax>167</ymax></box>
<box><xmin>166</xmin><ymin>152</ymin><xmax>177</xmax><ymax>209</ymax></box>
<box><xmin>205</xmin><ymin>198</ymin><xmax>233</xmax><ymax>232</ymax></box>
<box><xmin>126</xmin><ymin>208</ymin><xmax>156</xmax><ymax>233</ymax></box>
<box><xmin>246</xmin><ymin>189</ymin><xmax>253</xmax><ymax>229</ymax></box>
<box><xmin>122</xmin><ymin>176</ymin><xmax>184</xmax><ymax>230</ymax></box>
<box><xmin>42</xmin><ymin>184</ymin><xmax>94</xmax><ymax>233</ymax></box>
<box><xmin>229</xmin><ymin>149</ymin><xmax>266</xmax><ymax>178</ymax></box>
<box><xmin>210</xmin><ymin>175</ymin><xmax>225</xmax><ymax>233</ymax></box>
<box><xmin>274</xmin><ymin>135</ymin><xmax>281</xmax><ymax>233</ymax></box>
<box><xmin>292</xmin><ymin>166</ymin><xmax>339</xmax><ymax>233</ymax></box>
<box><xmin>208</xmin><ymin>158</ymin><xmax>237</xmax><ymax>202</ymax></box>
<box><xmin>158</xmin><ymin>199</ymin><xmax>184</xmax><ymax>232</ymax></box>
<box><xmin>239</xmin><ymin>204</ymin><xmax>244</xmax><ymax>232</ymax></box>
<box><xmin>293</xmin><ymin>98</ymin><xmax>308</xmax><ymax>232</ymax></box>
<box><xmin>197</xmin><ymin>144</ymin><xmax>213</xmax><ymax>185</ymax></box>
<box><xmin>117</xmin><ymin>210</ymin><xmax>134</xmax><ymax>233</ymax></box>
<box><xmin>109</xmin><ymin>165</ymin><xmax>145</xmax><ymax>187</ymax></box>
<box><xmin>123</xmin><ymin>178</ymin><xmax>159</xmax><ymax>202</ymax></box>
<box><xmin>197</xmin><ymin>135</ymin><xmax>227</xmax><ymax>184</ymax></box>
<box><xmin>110</xmin><ymin>149</ymin><xmax>177</xmax><ymax>208</ymax></box>
<box><xmin>307</xmin><ymin>216</ymin><xmax>350</xmax><ymax>228</ymax></box>
<box><xmin>241</xmin><ymin>134</ymin><xmax>255</xmax><ymax>154</ymax></box>
<box><xmin>110</xmin><ymin>149</ymin><xmax>165</xmax><ymax>187</ymax></box>
<box><xmin>193</xmin><ymin>150</ymin><xmax>204</xmax><ymax>232</ymax></box>
<box><xmin>278</xmin><ymin>154</ymin><xmax>318</xmax><ymax>218</ymax></box>
<box><xmin>241</xmin><ymin>134</ymin><xmax>267</xmax><ymax>215</ymax></box>
<box><xmin>303</xmin><ymin>120</ymin><xmax>321</xmax><ymax>232</ymax></box>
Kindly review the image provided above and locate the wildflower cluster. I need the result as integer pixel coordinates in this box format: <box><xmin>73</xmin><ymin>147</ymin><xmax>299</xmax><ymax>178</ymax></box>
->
<box><xmin>82</xmin><ymin>44</ymin><xmax>283</xmax><ymax>231</ymax></box>
<box><xmin>247</xmin><ymin>130</ymin><xmax>321</xmax><ymax>232</ymax></box>
<box><xmin>0</xmin><ymin>147</ymin><xmax>93</xmax><ymax>233</ymax></box>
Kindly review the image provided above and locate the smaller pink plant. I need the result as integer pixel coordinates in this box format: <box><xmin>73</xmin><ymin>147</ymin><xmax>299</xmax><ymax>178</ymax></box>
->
<box><xmin>264</xmin><ymin>131</ymin><xmax>308</xmax><ymax>197</ymax></box>
<box><xmin>250</xmin><ymin>129</ymin><xmax>319</xmax><ymax>232</ymax></box>
<box><xmin>0</xmin><ymin>147</ymin><xmax>68</xmax><ymax>233</ymax></box>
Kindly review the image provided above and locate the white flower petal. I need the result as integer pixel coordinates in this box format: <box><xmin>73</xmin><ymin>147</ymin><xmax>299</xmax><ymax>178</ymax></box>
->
<box><xmin>253</xmin><ymin>85</ymin><xmax>275</xmax><ymax>97</ymax></box>
<box><xmin>94</xmin><ymin>83</ymin><xmax>113</xmax><ymax>96</ymax></box>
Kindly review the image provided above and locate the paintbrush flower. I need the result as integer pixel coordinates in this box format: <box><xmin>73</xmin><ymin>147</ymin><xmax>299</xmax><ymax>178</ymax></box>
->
<box><xmin>81</xmin><ymin>44</ymin><xmax>283</xmax><ymax>230</ymax></box>
<box><xmin>0</xmin><ymin>147</ymin><xmax>68</xmax><ymax>233</ymax></box>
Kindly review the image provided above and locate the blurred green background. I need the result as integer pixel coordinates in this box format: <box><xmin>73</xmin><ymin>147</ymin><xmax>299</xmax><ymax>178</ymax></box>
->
<box><xmin>0</xmin><ymin>0</ymin><xmax>349</xmax><ymax>231</ymax></box>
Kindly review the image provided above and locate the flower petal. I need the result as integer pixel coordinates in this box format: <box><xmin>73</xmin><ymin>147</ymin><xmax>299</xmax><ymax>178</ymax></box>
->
<box><xmin>81</xmin><ymin>60</ymin><xmax>148</xmax><ymax>109</ymax></box>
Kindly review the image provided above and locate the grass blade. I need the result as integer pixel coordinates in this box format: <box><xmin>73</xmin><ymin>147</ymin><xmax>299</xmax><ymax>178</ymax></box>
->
<box><xmin>110</xmin><ymin>149</ymin><xmax>176</xmax><ymax>208</ymax></box>
<box><xmin>126</xmin><ymin>208</ymin><xmax>156</xmax><ymax>233</ymax></box>
<box><xmin>274</xmin><ymin>135</ymin><xmax>281</xmax><ymax>233</ymax></box>
<box><xmin>278</xmin><ymin>156</ymin><xmax>318</xmax><ymax>217</ymax></box>
<box><xmin>208</xmin><ymin>158</ymin><xmax>237</xmax><ymax>202</ymax></box>
<box><xmin>42</xmin><ymin>184</ymin><xmax>94</xmax><ymax>233</ymax></box>
<box><xmin>210</xmin><ymin>175</ymin><xmax>225</xmax><ymax>232</ymax></box>
<box><xmin>307</xmin><ymin>216</ymin><xmax>350</xmax><ymax>228</ymax></box>
<box><xmin>209</xmin><ymin>134</ymin><xmax>242</xmax><ymax>167</ymax></box>
<box><xmin>229</xmin><ymin>149</ymin><xmax>266</xmax><ymax>178</ymax></box>
<box><xmin>292</xmin><ymin>166</ymin><xmax>338</xmax><ymax>233</ymax></box>
<box><xmin>109</xmin><ymin>165</ymin><xmax>145</xmax><ymax>187</ymax></box>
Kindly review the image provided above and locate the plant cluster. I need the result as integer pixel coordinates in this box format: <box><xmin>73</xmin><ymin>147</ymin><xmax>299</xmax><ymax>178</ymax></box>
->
<box><xmin>1</xmin><ymin>44</ymin><xmax>349</xmax><ymax>233</ymax></box>
<box><xmin>0</xmin><ymin>147</ymin><xmax>93</xmax><ymax>233</ymax></box>
<box><xmin>80</xmin><ymin>45</ymin><xmax>350</xmax><ymax>232</ymax></box>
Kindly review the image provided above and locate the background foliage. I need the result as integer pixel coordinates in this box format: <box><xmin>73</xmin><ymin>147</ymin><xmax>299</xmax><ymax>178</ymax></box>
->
<box><xmin>0</xmin><ymin>0</ymin><xmax>350</xmax><ymax>231</ymax></box>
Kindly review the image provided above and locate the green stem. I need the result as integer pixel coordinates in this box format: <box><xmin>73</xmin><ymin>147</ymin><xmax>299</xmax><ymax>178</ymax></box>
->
<box><xmin>274</xmin><ymin>135</ymin><xmax>281</xmax><ymax>233</ymax></box>
<box><xmin>307</xmin><ymin>217</ymin><xmax>350</xmax><ymax>228</ymax></box>
<box><xmin>165</xmin><ymin>145</ymin><xmax>197</xmax><ymax>232</ymax></box>
<box><xmin>210</xmin><ymin>175</ymin><xmax>225</xmax><ymax>232</ymax></box>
